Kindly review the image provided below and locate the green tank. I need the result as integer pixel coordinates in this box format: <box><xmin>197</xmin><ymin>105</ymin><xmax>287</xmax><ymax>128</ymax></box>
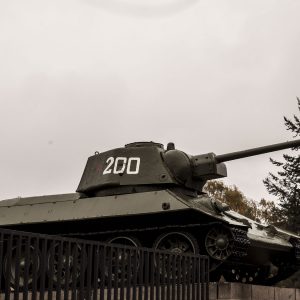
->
<box><xmin>0</xmin><ymin>140</ymin><xmax>300</xmax><ymax>284</ymax></box>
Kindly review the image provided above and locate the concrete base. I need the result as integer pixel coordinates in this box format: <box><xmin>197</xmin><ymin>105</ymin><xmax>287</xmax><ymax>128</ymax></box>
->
<box><xmin>209</xmin><ymin>282</ymin><xmax>300</xmax><ymax>300</ymax></box>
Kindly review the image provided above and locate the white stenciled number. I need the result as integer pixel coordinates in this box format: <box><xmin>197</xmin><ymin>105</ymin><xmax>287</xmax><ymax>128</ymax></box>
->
<box><xmin>102</xmin><ymin>157</ymin><xmax>140</xmax><ymax>175</ymax></box>
<box><xmin>127</xmin><ymin>157</ymin><xmax>140</xmax><ymax>174</ymax></box>
<box><xmin>113</xmin><ymin>157</ymin><xmax>127</xmax><ymax>174</ymax></box>
<box><xmin>103</xmin><ymin>157</ymin><xmax>114</xmax><ymax>174</ymax></box>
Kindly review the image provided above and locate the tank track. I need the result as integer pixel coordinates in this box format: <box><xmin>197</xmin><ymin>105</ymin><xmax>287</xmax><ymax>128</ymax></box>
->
<box><xmin>59</xmin><ymin>222</ymin><xmax>221</xmax><ymax>237</ymax></box>
<box><xmin>60</xmin><ymin>223</ymin><xmax>250</xmax><ymax>259</ymax></box>
<box><xmin>230</xmin><ymin>227</ymin><xmax>251</xmax><ymax>258</ymax></box>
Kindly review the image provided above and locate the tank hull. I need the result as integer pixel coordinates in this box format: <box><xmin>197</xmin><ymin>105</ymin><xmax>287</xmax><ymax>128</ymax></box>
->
<box><xmin>0</xmin><ymin>190</ymin><xmax>299</xmax><ymax>284</ymax></box>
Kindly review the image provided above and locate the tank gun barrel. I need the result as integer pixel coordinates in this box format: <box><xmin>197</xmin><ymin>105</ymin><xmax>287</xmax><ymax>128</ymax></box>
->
<box><xmin>215</xmin><ymin>139</ymin><xmax>300</xmax><ymax>163</ymax></box>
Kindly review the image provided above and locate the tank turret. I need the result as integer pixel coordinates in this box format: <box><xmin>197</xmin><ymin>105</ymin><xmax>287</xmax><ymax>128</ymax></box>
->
<box><xmin>77</xmin><ymin>139</ymin><xmax>300</xmax><ymax>195</ymax></box>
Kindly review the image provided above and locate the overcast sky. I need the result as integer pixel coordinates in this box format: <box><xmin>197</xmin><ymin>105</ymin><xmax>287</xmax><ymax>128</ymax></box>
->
<box><xmin>0</xmin><ymin>0</ymin><xmax>299</xmax><ymax>202</ymax></box>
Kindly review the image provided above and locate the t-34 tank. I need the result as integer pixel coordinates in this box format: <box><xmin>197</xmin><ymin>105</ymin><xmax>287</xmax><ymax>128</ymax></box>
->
<box><xmin>0</xmin><ymin>140</ymin><xmax>300</xmax><ymax>284</ymax></box>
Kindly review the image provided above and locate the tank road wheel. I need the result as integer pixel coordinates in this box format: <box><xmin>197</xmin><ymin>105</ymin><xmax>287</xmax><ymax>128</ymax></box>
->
<box><xmin>47</xmin><ymin>243</ymin><xmax>83</xmax><ymax>287</ymax></box>
<box><xmin>107</xmin><ymin>236</ymin><xmax>141</xmax><ymax>269</ymax></box>
<box><xmin>153</xmin><ymin>232</ymin><xmax>199</xmax><ymax>280</ymax></box>
<box><xmin>205</xmin><ymin>226</ymin><xmax>234</xmax><ymax>261</ymax></box>
<box><xmin>107</xmin><ymin>236</ymin><xmax>141</xmax><ymax>282</ymax></box>
<box><xmin>153</xmin><ymin>231</ymin><xmax>199</xmax><ymax>254</ymax></box>
<box><xmin>3</xmin><ymin>244</ymin><xmax>40</xmax><ymax>288</ymax></box>
<box><xmin>108</xmin><ymin>236</ymin><xmax>140</xmax><ymax>247</ymax></box>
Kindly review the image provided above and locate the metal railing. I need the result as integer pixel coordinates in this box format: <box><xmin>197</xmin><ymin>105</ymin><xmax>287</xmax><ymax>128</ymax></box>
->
<box><xmin>0</xmin><ymin>228</ymin><xmax>209</xmax><ymax>300</ymax></box>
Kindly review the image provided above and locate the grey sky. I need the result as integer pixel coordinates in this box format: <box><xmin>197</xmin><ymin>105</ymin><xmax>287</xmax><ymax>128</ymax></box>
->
<box><xmin>0</xmin><ymin>0</ymin><xmax>299</xmax><ymax>202</ymax></box>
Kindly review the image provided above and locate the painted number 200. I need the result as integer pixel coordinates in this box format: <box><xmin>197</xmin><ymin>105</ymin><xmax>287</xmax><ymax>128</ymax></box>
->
<box><xmin>103</xmin><ymin>157</ymin><xmax>141</xmax><ymax>175</ymax></box>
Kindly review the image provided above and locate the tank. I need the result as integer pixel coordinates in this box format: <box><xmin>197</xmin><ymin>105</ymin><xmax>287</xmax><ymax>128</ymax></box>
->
<box><xmin>0</xmin><ymin>139</ymin><xmax>300</xmax><ymax>284</ymax></box>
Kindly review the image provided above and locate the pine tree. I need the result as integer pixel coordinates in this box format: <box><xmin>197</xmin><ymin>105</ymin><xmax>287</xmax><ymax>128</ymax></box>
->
<box><xmin>263</xmin><ymin>98</ymin><xmax>300</xmax><ymax>232</ymax></box>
